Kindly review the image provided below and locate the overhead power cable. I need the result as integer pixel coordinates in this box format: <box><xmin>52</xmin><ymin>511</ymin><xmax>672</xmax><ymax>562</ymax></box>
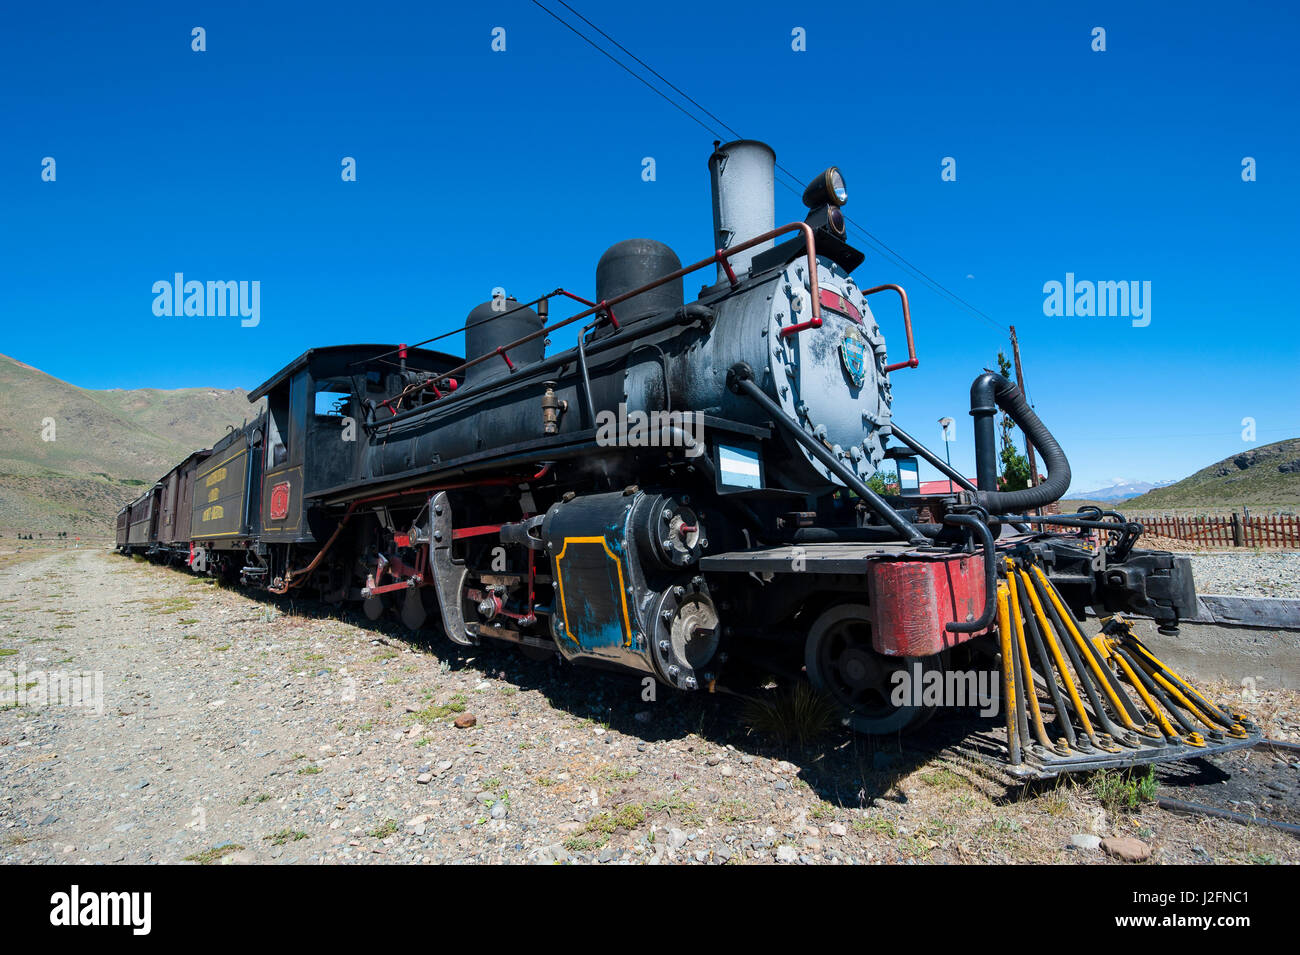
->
<box><xmin>532</xmin><ymin>0</ymin><xmax>1011</xmax><ymax>336</ymax></box>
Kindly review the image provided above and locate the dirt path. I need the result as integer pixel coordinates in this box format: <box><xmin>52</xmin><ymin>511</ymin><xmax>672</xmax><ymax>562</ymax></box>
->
<box><xmin>1</xmin><ymin>550</ymin><xmax>1297</xmax><ymax>865</ymax></box>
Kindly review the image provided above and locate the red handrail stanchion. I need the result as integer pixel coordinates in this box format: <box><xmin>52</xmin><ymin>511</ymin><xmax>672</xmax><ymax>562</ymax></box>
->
<box><xmin>863</xmin><ymin>283</ymin><xmax>920</xmax><ymax>373</ymax></box>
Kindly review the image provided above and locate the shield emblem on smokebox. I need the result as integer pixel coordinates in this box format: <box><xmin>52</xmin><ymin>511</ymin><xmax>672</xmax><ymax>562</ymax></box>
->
<box><xmin>839</xmin><ymin>326</ymin><xmax>868</xmax><ymax>389</ymax></box>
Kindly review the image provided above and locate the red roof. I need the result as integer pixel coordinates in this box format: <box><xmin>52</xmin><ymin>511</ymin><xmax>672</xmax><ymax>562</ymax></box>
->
<box><xmin>918</xmin><ymin>478</ymin><xmax>978</xmax><ymax>495</ymax></box>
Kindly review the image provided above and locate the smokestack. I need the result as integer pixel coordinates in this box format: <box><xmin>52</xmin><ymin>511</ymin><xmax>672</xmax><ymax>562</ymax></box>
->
<box><xmin>708</xmin><ymin>140</ymin><xmax>776</xmax><ymax>283</ymax></box>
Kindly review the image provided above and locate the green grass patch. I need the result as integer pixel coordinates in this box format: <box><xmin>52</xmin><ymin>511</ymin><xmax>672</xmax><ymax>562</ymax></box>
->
<box><xmin>408</xmin><ymin>693</ymin><xmax>468</xmax><ymax>722</ymax></box>
<box><xmin>368</xmin><ymin>819</ymin><xmax>398</xmax><ymax>839</ymax></box>
<box><xmin>586</xmin><ymin>803</ymin><xmax>647</xmax><ymax>834</ymax></box>
<box><xmin>263</xmin><ymin>829</ymin><xmax>308</xmax><ymax>846</ymax></box>
<box><xmin>184</xmin><ymin>844</ymin><xmax>244</xmax><ymax>865</ymax></box>
<box><xmin>918</xmin><ymin>768</ymin><xmax>966</xmax><ymax>791</ymax></box>
<box><xmin>741</xmin><ymin>683</ymin><xmax>839</xmax><ymax>748</ymax></box>
<box><xmin>588</xmin><ymin>765</ymin><xmax>638</xmax><ymax>785</ymax></box>
<box><xmin>562</xmin><ymin>834</ymin><xmax>608</xmax><ymax>852</ymax></box>
<box><xmin>852</xmin><ymin>817</ymin><xmax>898</xmax><ymax>838</ymax></box>
<box><xmin>1091</xmin><ymin>767</ymin><xmax>1157</xmax><ymax>813</ymax></box>
<box><xmin>142</xmin><ymin>595</ymin><xmax>194</xmax><ymax>615</ymax></box>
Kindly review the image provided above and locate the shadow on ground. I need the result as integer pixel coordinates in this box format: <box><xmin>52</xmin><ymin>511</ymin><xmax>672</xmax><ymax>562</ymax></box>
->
<box><xmin>124</xmin><ymin>551</ymin><xmax>1042</xmax><ymax>807</ymax></box>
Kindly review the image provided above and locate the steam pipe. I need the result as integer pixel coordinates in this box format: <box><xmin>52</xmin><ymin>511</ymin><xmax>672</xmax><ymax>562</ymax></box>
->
<box><xmin>969</xmin><ymin>373</ymin><xmax>1071</xmax><ymax>513</ymax></box>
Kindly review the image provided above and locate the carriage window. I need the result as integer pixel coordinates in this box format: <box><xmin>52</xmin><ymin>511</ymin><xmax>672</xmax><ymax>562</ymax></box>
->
<box><xmin>314</xmin><ymin>390</ymin><xmax>351</xmax><ymax>417</ymax></box>
<box><xmin>314</xmin><ymin>377</ymin><xmax>353</xmax><ymax>418</ymax></box>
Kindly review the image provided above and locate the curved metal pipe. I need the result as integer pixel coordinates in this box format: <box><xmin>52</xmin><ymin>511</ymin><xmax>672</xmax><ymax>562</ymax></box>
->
<box><xmin>943</xmin><ymin>513</ymin><xmax>997</xmax><ymax>633</ymax></box>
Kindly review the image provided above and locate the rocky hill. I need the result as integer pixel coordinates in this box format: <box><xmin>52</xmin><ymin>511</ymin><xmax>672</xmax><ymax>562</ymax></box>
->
<box><xmin>0</xmin><ymin>354</ymin><xmax>259</xmax><ymax>535</ymax></box>
<box><xmin>1123</xmin><ymin>438</ymin><xmax>1300</xmax><ymax>511</ymax></box>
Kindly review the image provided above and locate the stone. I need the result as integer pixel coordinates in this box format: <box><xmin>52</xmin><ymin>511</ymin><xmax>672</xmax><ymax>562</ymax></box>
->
<box><xmin>667</xmin><ymin>828</ymin><xmax>689</xmax><ymax>850</ymax></box>
<box><xmin>490</xmin><ymin>802</ymin><xmax>508</xmax><ymax>820</ymax></box>
<box><xmin>1100</xmin><ymin>836</ymin><xmax>1151</xmax><ymax>862</ymax></box>
<box><xmin>454</xmin><ymin>714</ymin><xmax>477</xmax><ymax>729</ymax></box>
<box><xmin>530</xmin><ymin>843</ymin><xmax>570</xmax><ymax>865</ymax></box>
<box><xmin>415</xmin><ymin>773</ymin><xmax>433</xmax><ymax>785</ymax></box>
<box><xmin>776</xmin><ymin>845</ymin><xmax>798</xmax><ymax>863</ymax></box>
<box><xmin>1069</xmin><ymin>833</ymin><xmax>1102</xmax><ymax>851</ymax></box>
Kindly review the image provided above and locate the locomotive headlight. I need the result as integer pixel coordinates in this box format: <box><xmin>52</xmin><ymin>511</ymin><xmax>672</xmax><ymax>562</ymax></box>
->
<box><xmin>802</xmin><ymin>166</ymin><xmax>848</xmax><ymax>208</ymax></box>
<box><xmin>805</xmin><ymin>202</ymin><xmax>847</xmax><ymax>239</ymax></box>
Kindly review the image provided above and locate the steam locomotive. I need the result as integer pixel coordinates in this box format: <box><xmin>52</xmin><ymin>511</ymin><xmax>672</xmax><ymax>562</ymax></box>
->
<box><xmin>116</xmin><ymin>141</ymin><xmax>1260</xmax><ymax>777</ymax></box>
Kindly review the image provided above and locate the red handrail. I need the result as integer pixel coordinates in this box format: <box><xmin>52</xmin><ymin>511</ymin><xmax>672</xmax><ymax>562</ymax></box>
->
<box><xmin>389</xmin><ymin>222</ymin><xmax>823</xmax><ymax>409</ymax></box>
<box><xmin>863</xmin><ymin>283</ymin><xmax>920</xmax><ymax>373</ymax></box>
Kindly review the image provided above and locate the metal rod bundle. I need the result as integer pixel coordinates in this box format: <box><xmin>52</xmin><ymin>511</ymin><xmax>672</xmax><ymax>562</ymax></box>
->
<box><xmin>994</xmin><ymin>556</ymin><xmax>1257</xmax><ymax>777</ymax></box>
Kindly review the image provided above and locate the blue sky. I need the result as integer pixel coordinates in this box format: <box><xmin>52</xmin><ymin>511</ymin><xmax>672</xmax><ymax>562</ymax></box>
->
<box><xmin>1</xmin><ymin>0</ymin><xmax>1296</xmax><ymax>493</ymax></box>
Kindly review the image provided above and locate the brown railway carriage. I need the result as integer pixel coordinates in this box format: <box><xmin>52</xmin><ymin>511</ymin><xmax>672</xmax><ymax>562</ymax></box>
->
<box><xmin>114</xmin><ymin>504</ymin><xmax>130</xmax><ymax>550</ymax></box>
<box><xmin>125</xmin><ymin>484</ymin><xmax>162</xmax><ymax>550</ymax></box>
<box><xmin>156</xmin><ymin>448</ymin><xmax>211</xmax><ymax>556</ymax></box>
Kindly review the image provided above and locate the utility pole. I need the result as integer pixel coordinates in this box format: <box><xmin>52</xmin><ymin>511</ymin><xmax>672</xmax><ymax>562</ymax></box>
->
<box><xmin>1009</xmin><ymin>325</ymin><xmax>1039</xmax><ymax>494</ymax></box>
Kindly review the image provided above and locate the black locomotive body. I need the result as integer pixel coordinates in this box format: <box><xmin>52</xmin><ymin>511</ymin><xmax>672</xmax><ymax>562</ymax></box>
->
<box><xmin>115</xmin><ymin>141</ymin><xmax>1259</xmax><ymax>777</ymax></box>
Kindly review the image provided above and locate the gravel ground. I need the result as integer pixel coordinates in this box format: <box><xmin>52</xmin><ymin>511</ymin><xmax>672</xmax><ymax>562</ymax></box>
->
<box><xmin>2</xmin><ymin>550</ymin><xmax>1297</xmax><ymax>865</ymax></box>
<box><xmin>1186</xmin><ymin>553</ymin><xmax>1300</xmax><ymax>599</ymax></box>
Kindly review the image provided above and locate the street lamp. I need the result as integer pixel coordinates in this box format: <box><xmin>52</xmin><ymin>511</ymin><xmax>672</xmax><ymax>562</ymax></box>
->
<box><xmin>938</xmin><ymin>417</ymin><xmax>955</xmax><ymax>493</ymax></box>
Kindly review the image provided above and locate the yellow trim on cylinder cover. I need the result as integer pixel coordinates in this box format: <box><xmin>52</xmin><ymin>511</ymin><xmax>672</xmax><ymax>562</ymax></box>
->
<box><xmin>555</xmin><ymin>536</ymin><xmax>633</xmax><ymax>649</ymax></box>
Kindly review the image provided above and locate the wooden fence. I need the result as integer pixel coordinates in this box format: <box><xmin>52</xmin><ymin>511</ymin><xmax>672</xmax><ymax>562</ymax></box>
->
<box><xmin>1130</xmin><ymin>513</ymin><xmax>1300</xmax><ymax>549</ymax></box>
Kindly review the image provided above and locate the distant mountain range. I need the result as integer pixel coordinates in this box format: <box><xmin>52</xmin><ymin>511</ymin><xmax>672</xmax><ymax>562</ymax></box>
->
<box><xmin>0</xmin><ymin>353</ymin><xmax>260</xmax><ymax>535</ymax></box>
<box><xmin>1067</xmin><ymin>479</ymin><xmax>1175</xmax><ymax>502</ymax></box>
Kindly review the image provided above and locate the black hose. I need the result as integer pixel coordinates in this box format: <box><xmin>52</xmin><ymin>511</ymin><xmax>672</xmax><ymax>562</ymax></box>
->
<box><xmin>969</xmin><ymin>372</ymin><xmax>1071</xmax><ymax>513</ymax></box>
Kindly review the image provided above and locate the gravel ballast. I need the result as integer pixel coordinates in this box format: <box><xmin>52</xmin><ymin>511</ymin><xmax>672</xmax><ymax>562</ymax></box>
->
<box><xmin>2</xmin><ymin>550</ymin><xmax>1297</xmax><ymax>865</ymax></box>
<box><xmin>1187</xmin><ymin>553</ymin><xmax>1300</xmax><ymax>599</ymax></box>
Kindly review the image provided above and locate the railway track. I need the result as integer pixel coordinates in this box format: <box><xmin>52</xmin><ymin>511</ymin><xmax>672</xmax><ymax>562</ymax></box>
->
<box><xmin>1152</xmin><ymin>738</ymin><xmax>1300</xmax><ymax>837</ymax></box>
